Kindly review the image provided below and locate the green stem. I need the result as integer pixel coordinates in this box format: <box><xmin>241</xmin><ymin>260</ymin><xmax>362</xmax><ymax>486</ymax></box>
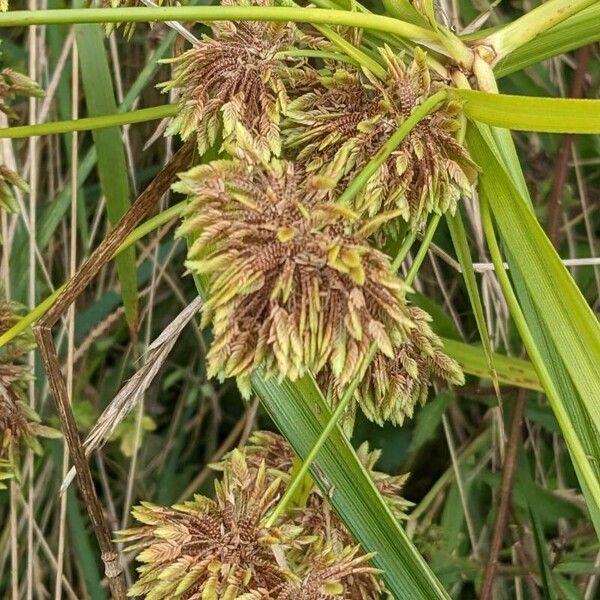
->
<box><xmin>392</xmin><ymin>230</ymin><xmax>417</xmax><ymax>272</ymax></box>
<box><xmin>115</xmin><ymin>201</ymin><xmax>186</xmax><ymax>255</ymax></box>
<box><xmin>480</xmin><ymin>194</ymin><xmax>600</xmax><ymax>507</ymax></box>
<box><xmin>0</xmin><ymin>104</ymin><xmax>177</xmax><ymax>139</ymax></box>
<box><xmin>0</xmin><ymin>288</ymin><xmax>65</xmax><ymax>348</ymax></box>
<box><xmin>267</xmin><ymin>328</ymin><xmax>377</xmax><ymax>527</ymax></box>
<box><xmin>0</xmin><ymin>7</ymin><xmax>436</xmax><ymax>40</ymax></box>
<box><xmin>267</xmin><ymin>333</ymin><xmax>379</xmax><ymax>527</ymax></box>
<box><xmin>0</xmin><ymin>201</ymin><xmax>186</xmax><ymax>348</ymax></box>
<box><xmin>484</xmin><ymin>0</ymin><xmax>597</xmax><ymax>61</ymax></box>
<box><xmin>336</xmin><ymin>90</ymin><xmax>447</xmax><ymax>207</ymax></box>
<box><xmin>404</xmin><ymin>213</ymin><xmax>441</xmax><ymax>284</ymax></box>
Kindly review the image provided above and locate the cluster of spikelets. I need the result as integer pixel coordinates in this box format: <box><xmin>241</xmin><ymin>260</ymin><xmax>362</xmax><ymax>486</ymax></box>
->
<box><xmin>284</xmin><ymin>48</ymin><xmax>478</xmax><ymax>236</ymax></box>
<box><xmin>160</xmin><ymin>0</ymin><xmax>323</xmax><ymax>158</ymax></box>
<box><xmin>0</xmin><ymin>302</ymin><xmax>60</xmax><ymax>487</ymax></box>
<box><xmin>322</xmin><ymin>305</ymin><xmax>464</xmax><ymax>427</ymax></box>
<box><xmin>175</xmin><ymin>158</ymin><xmax>415</xmax><ymax>399</ymax></box>
<box><xmin>163</xmin><ymin>0</ymin><xmax>470</xmax><ymax>424</ymax></box>
<box><xmin>120</xmin><ymin>431</ymin><xmax>410</xmax><ymax>599</ymax></box>
<box><xmin>0</xmin><ymin>58</ymin><xmax>44</xmax><ymax>212</ymax></box>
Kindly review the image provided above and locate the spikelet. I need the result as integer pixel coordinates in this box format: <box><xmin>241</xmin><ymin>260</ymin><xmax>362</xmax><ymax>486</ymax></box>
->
<box><xmin>284</xmin><ymin>47</ymin><xmax>477</xmax><ymax>235</ymax></box>
<box><xmin>0</xmin><ymin>66</ymin><xmax>44</xmax><ymax>119</ymax></box>
<box><xmin>0</xmin><ymin>165</ymin><xmax>28</xmax><ymax>213</ymax></box>
<box><xmin>175</xmin><ymin>158</ymin><xmax>414</xmax><ymax>397</ymax></box>
<box><xmin>275</xmin><ymin>542</ymin><xmax>380</xmax><ymax>600</ymax></box>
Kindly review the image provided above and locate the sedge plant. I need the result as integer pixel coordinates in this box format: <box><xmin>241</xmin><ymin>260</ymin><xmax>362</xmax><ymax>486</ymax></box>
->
<box><xmin>0</xmin><ymin>1</ymin><xmax>599</xmax><ymax>599</ymax></box>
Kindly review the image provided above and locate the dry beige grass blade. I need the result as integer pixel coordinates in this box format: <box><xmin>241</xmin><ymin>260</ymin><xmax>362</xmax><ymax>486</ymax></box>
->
<box><xmin>60</xmin><ymin>296</ymin><xmax>202</xmax><ymax>493</ymax></box>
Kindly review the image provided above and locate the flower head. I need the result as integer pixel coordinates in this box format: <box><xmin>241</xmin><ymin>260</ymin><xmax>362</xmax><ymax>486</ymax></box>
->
<box><xmin>215</xmin><ymin>433</ymin><xmax>396</xmax><ymax>599</ymax></box>
<box><xmin>0</xmin><ymin>67</ymin><xmax>43</xmax><ymax>119</ymax></box>
<box><xmin>160</xmin><ymin>0</ymin><xmax>319</xmax><ymax>157</ymax></box>
<box><xmin>284</xmin><ymin>48</ymin><xmax>477</xmax><ymax>234</ymax></box>
<box><xmin>118</xmin><ymin>450</ymin><xmax>295</xmax><ymax>599</ymax></box>
<box><xmin>176</xmin><ymin>158</ymin><xmax>413</xmax><ymax>396</ymax></box>
<box><xmin>121</xmin><ymin>445</ymin><xmax>388</xmax><ymax>599</ymax></box>
<box><xmin>326</xmin><ymin>306</ymin><xmax>464</xmax><ymax>426</ymax></box>
<box><xmin>0</xmin><ymin>164</ymin><xmax>29</xmax><ymax>213</ymax></box>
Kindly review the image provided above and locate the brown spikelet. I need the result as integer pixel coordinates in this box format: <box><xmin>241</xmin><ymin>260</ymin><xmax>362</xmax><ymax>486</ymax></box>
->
<box><xmin>175</xmin><ymin>158</ymin><xmax>414</xmax><ymax>397</ymax></box>
<box><xmin>284</xmin><ymin>47</ymin><xmax>477</xmax><ymax>235</ymax></box>
<box><xmin>326</xmin><ymin>306</ymin><xmax>464</xmax><ymax>426</ymax></box>
<box><xmin>159</xmin><ymin>0</ymin><xmax>320</xmax><ymax>158</ymax></box>
<box><xmin>118</xmin><ymin>450</ymin><xmax>296</xmax><ymax>599</ymax></box>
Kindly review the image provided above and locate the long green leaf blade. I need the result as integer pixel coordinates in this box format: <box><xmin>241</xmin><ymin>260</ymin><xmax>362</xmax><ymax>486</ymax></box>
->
<box><xmin>494</xmin><ymin>4</ymin><xmax>600</xmax><ymax>78</ymax></box>
<box><xmin>442</xmin><ymin>338</ymin><xmax>541</xmax><ymax>392</ymax></box>
<box><xmin>74</xmin><ymin>24</ymin><xmax>138</xmax><ymax>329</ymax></box>
<box><xmin>467</xmin><ymin>123</ymin><xmax>600</xmax><ymax>536</ymax></box>
<box><xmin>447</xmin><ymin>211</ymin><xmax>500</xmax><ymax>394</ymax></box>
<box><xmin>453</xmin><ymin>89</ymin><xmax>600</xmax><ymax>133</ymax></box>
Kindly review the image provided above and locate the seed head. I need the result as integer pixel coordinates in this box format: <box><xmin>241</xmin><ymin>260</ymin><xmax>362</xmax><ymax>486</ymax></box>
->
<box><xmin>215</xmin><ymin>434</ymin><xmax>395</xmax><ymax>599</ymax></box>
<box><xmin>275</xmin><ymin>543</ymin><xmax>379</xmax><ymax>600</ymax></box>
<box><xmin>327</xmin><ymin>306</ymin><xmax>464</xmax><ymax>426</ymax></box>
<box><xmin>118</xmin><ymin>450</ymin><xmax>295</xmax><ymax>599</ymax></box>
<box><xmin>284</xmin><ymin>47</ymin><xmax>477</xmax><ymax>234</ymax></box>
<box><xmin>176</xmin><ymin>159</ymin><xmax>413</xmax><ymax>397</ymax></box>
<box><xmin>160</xmin><ymin>0</ymin><xmax>319</xmax><ymax>158</ymax></box>
<box><xmin>0</xmin><ymin>164</ymin><xmax>29</xmax><ymax>213</ymax></box>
